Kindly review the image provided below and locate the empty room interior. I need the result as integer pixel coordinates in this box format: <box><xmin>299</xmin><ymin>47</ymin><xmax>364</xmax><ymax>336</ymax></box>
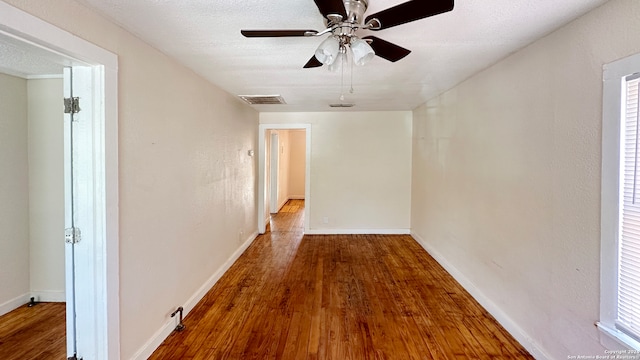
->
<box><xmin>1</xmin><ymin>0</ymin><xmax>640</xmax><ymax>359</ymax></box>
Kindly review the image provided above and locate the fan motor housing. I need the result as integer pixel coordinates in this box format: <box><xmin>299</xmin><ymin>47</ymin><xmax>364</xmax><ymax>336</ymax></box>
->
<box><xmin>344</xmin><ymin>0</ymin><xmax>368</xmax><ymax>24</ymax></box>
<box><xmin>328</xmin><ymin>0</ymin><xmax>368</xmax><ymax>26</ymax></box>
<box><xmin>328</xmin><ymin>0</ymin><xmax>369</xmax><ymax>38</ymax></box>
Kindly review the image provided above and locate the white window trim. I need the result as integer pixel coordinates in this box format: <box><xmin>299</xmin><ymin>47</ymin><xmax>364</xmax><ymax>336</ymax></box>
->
<box><xmin>599</xmin><ymin>52</ymin><xmax>640</xmax><ymax>351</ymax></box>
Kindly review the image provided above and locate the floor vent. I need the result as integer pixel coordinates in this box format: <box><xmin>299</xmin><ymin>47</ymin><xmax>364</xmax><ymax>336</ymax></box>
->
<box><xmin>239</xmin><ymin>95</ymin><xmax>286</xmax><ymax>105</ymax></box>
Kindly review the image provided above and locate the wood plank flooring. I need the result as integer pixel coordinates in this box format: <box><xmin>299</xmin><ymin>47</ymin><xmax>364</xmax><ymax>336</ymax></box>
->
<box><xmin>151</xmin><ymin>200</ymin><xmax>533</xmax><ymax>359</ymax></box>
<box><xmin>0</xmin><ymin>302</ymin><xmax>66</xmax><ymax>360</ymax></box>
<box><xmin>269</xmin><ymin>199</ymin><xmax>305</xmax><ymax>233</ymax></box>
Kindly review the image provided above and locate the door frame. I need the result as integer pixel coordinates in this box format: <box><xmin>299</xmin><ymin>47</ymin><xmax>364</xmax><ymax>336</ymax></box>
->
<box><xmin>0</xmin><ymin>2</ymin><xmax>120</xmax><ymax>359</ymax></box>
<box><xmin>258</xmin><ymin>124</ymin><xmax>311</xmax><ymax>234</ymax></box>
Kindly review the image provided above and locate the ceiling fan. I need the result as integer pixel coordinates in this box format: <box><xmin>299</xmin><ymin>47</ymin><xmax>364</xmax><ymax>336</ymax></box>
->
<box><xmin>241</xmin><ymin>0</ymin><xmax>454</xmax><ymax>69</ymax></box>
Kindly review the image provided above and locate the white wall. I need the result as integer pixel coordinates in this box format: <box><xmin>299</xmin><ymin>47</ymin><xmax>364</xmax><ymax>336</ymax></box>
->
<box><xmin>261</xmin><ymin>111</ymin><xmax>412</xmax><ymax>233</ymax></box>
<box><xmin>0</xmin><ymin>72</ymin><xmax>30</xmax><ymax>314</ymax></box>
<box><xmin>288</xmin><ymin>130</ymin><xmax>306</xmax><ymax>198</ymax></box>
<box><xmin>411</xmin><ymin>0</ymin><xmax>640</xmax><ymax>358</ymax></box>
<box><xmin>28</xmin><ymin>78</ymin><xmax>65</xmax><ymax>302</ymax></box>
<box><xmin>0</xmin><ymin>76</ymin><xmax>66</xmax><ymax>312</ymax></box>
<box><xmin>265</xmin><ymin>130</ymin><xmax>273</xmax><ymax>218</ymax></box>
<box><xmin>2</xmin><ymin>1</ymin><xmax>259</xmax><ymax>358</ymax></box>
<box><xmin>276</xmin><ymin>130</ymin><xmax>290</xmax><ymax>210</ymax></box>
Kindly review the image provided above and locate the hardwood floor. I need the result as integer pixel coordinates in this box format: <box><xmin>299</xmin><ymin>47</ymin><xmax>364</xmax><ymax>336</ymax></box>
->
<box><xmin>0</xmin><ymin>302</ymin><xmax>66</xmax><ymax>360</ymax></box>
<box><xmin>268</xmin><ymin>199</ymin><xmax>305</xmax><ymax>233</ymax></box>
<box><xmin>151</xmin><ymin>200</ymin><xmax>532</xmax><ymax>359</ymax></box>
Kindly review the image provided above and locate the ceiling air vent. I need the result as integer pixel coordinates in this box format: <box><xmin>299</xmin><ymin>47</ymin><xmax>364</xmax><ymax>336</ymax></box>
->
<box><xmin>239</xmin><ymin>95</ymin><xmax>286</xmax><ymax>105</ymax></box>
<box><xmin>329</xmin><ymin>103</ymin><xmax>355</xmax><ymax>108</ymax></box>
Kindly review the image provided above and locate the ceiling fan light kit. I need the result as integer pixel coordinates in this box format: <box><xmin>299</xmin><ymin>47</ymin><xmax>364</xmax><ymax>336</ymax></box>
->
<box><xmin>327</xmin><ymin>49</ymin><xmax>346</xmax><ymax>72</ymax></box>
<box><xmin>242</xmin><ymin>0</ymin><xmax>453</xmax><ymax>67</ymax></box>
<box><xmin>315</xmin><ymin>36</ymin><xmax>341</xmax><ymax>65</ymax></box>
<box><xmin>241</xmin><ymin>0</ymin><xmax>454</xmax><ymax>100</ymax></box>
<box><xmin>350</xmin><ymin>37</ymin><xmax>375</xmax><ymax>66</ymax></box>
<box><xmin>314</xmin><ymin>36</ymin><xmax>373</xmax><ymax>67</ymax></box>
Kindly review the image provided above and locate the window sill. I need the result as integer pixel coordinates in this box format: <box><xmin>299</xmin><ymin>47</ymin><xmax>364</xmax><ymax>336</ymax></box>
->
<box><xmin>597</xmin><ymin>322</ymin><xmax>640</xmax><ymax>351</ymax></box>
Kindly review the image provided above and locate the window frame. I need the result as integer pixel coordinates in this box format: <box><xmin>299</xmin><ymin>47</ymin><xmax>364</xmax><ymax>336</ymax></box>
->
<box><xmin>599</xmin><ymin>52</ymin><xmax>640</xmax><ymax>350</ymax></box>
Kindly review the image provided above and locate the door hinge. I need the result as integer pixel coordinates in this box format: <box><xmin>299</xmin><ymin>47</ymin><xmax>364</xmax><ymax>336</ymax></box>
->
<box><xmin>67</xmin><ymin>355</ymin><xmax>83</xmax><ymax>360</ymax></box>
<box><xmin>65</xmin><ymin>227</ymin><xmax>81</xmax><ymax>244</ymax></box>
<box><xmin>64</xmin><ymin>97</ymin><xmax>81</xmax><ymax>114</ymax></box>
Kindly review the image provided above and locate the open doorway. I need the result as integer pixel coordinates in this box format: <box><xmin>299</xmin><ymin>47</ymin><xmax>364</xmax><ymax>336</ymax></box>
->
<box><xmin>0</xmin><ymin>70</ymin><xmax>67</xmax><ymax>359</ymax></box>
<box><xmin>266</xmin><ymin>129</ymin><xmax>307</xmax><ymax>232</ymax></box>
<box><xmin>258</xmin><ymin>124</ymin><xmax>311</xmax><ymax>234</ymax></box>
<box><xmin>0</xmin><ymin>2</ymin><xmax>119</xmax><ymax>359</ymax></box>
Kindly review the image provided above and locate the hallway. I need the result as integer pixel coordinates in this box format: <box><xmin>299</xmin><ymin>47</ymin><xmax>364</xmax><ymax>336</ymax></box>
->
<box><xmin>150</xmin><ymin>200</ymin><xmax>532</xmax><ymax>359</ymax></box>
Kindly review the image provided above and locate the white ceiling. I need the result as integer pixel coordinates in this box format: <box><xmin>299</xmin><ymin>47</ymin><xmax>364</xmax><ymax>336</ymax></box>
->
<box><xmin>75</xmin><ymin>0</ymin><xmax>610</xmax><ymax>112</ymax></box>
<box><xmin>0</xmin><ymin>34</ymin><xmax>66</xmax><ymax>78</ymax></box>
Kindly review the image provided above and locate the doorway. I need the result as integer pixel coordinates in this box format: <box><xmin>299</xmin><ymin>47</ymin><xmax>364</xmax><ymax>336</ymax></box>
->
<box><xmin>0</xmin><ymin>2</ymin><xmax>119</xmax><ymax>359</ymax></box>
<box><xmin>258</xmin><ymin>124</ymin><xmax>311</xmax><ymax>234</ymax></box>
<box><xmin>0</xmin><ymin>69</ymin><xmax>69</xmax><ymax>360</ymax></box>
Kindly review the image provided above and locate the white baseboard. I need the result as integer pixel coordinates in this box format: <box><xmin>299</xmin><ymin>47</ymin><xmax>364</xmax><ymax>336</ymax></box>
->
<box><xmin>410</xmin><ymin>232</ymin><xmax>551</xmax><ymax>360</ymax></box>
<box><xmin>31</xmin><ymin>290</ymin><xmax>66</xmax><ymax>302</ymax></box>
<box><xmin>0</xmin><ymin>292</ymin><xmax>30</xmax><ymax>316</ymax></box>
<box><xmin>305</xmin><ymin>228</ymin><xmax>410</xmax><ymax>235</ymax></box>
<box><xmin>131</xmin><ymin>230</ymin><xmax>259</xmax><ymax>360</ymax></box>
<box><xmin>277</xmin><ymin>198</ymin><xmax>288</xmax><ymax>212</ymax></box>
<box><xmin>0</xmin><ymin>291</ymin><xmax>67</xmax><ymax>317</ymax></box>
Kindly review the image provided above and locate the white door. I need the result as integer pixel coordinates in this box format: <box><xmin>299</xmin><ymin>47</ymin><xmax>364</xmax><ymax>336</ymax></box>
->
<box><xmin>64</xmin><ymin>65</ymin><xmax>99</xmax><ymax>359</ymax></box>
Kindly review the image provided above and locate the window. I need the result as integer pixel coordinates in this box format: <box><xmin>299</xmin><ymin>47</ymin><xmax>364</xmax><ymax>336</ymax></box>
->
<box><xmin>618</xmin><ymin>75</ymin><xmax>640</xmax><ymax>341</ymax></box>
<box><xmin>600</xmin><ymin>53</ymin><xmax>640</xmax><ymax>350</ymax></box>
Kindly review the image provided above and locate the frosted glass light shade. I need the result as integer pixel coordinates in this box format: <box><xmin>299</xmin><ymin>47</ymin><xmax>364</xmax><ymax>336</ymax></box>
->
<box><xmin>328</xmin><ymin>51</ymin><xmax>346</xmax><ymax>72</ymax></box>
<box><xmin>314</xmin><ymin>36</ymin><xmax>340</xmax><ymax>65</ymax></box>
<box><xmin>351</xmin><ymin>38</ymin><xmax>375</xmax><ymax>66</ymax></box>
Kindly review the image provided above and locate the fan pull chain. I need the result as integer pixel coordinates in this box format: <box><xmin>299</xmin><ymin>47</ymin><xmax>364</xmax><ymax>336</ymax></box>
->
<box><xmin>350</xmin><ymin>52</ymin><xmax>354</xmax><ymax>94</ymax></box>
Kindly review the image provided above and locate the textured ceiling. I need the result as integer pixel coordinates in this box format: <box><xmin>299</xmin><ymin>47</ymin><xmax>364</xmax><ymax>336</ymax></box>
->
<box><xmin>0</xmin><ymin>32</ymin><xmax>67</xmax><ymax>78</ymax></box>
<box><xmin>74</xmin><ymin>0</ymin><xmax>610</xmax><ymax>112</ymax></box>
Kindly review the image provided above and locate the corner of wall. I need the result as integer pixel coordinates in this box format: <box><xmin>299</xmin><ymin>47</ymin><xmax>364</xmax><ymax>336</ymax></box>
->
<box><xmin>0</xmin><ymin>293</ymin><xmax>31</xmax><ymax>317</ymax></box>
<box><xmin>410</xmin><ymin>231</ymin><xmax>552</xmax><ymax>360</ymax></box>
<box><xmin>130</xmin><ymin>231</ymin><xmax>259</xmax><ymax>360</ymax></box>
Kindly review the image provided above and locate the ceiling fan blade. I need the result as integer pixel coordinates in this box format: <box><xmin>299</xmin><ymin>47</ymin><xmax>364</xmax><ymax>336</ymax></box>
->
<box><xmin>365</xmin><ymin>0</ymin><xmax>454</xmax><ymax>30</ymax></box>
<box><xmin>241</xmin><ymin>30</ymin><xmax>318</xmax><ymax>37</ymax></box>
<box><xmin>312</xmin><ymin>0</ymin><xmax>347</xmax><ymax>20</ymax></box>
<box><xmin>303</xmin><ymin>56</ymin><xmax>323</xmax><ymax>68</ymax></box>
<box><xmin>362</xmin><ymin>36</ymin><xmax>411</xmax><ymax>62</ymax></box>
